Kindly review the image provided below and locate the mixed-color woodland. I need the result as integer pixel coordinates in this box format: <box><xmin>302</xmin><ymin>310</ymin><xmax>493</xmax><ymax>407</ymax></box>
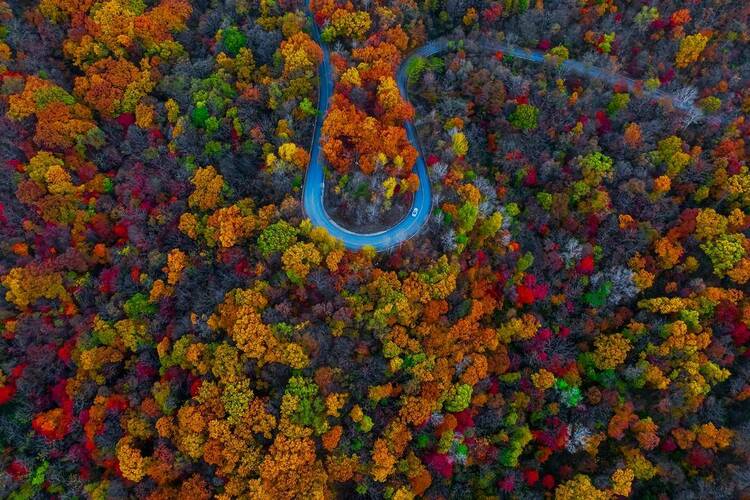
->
<box><xmin>1</xmin><ymin>0</ymin><xmax>750</xmax><ymax>498</ymax></box>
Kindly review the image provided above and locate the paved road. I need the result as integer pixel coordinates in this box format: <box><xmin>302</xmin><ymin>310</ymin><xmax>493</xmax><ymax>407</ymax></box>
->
<box><xmin>302</xmin><ymin>6</ymin><xmax>701</xmax><ymax>251</ymax></box>
<box><xmin>301</xmin><ymin>11</ymin><xmax>432</xmax><ymax>252</ymax></box>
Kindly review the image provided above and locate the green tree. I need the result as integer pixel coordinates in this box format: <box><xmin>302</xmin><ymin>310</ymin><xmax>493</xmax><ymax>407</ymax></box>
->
<box><xmin>124</xmin><ymin>292</ymin><xmax>156</xmax><ymax>319</ymax></box>
<box><xmin>701</xmin><ymin>234</ymin><xmax>746</xmax><ymax>277</ymax></box>
<box><xmin>191</xmin><ymin>103</ymin><xmax>210</xmax><ymax>128</ymax></box>
<box><xmin>509</xmin><ymin>104</ymin><xmax>539</xmax><ymax>131</ymax></box>
<box><xmin>299</xmin><ymin>97</ymin><xmax>317</xmax><ymax>116</ymax></box>
<box><xmin>458</xmin><ymin>202</ymin><xmax>479</xmax><ymax>233</ymax></box>
<box><xmin>444</xmin><ymin>384</ymin><xmax>472</xmax><ymax>412</ymax></box>
<box><xmin>257</xmin><ymin>220</ymin><xmax>298</xmax><ymax>257</ymax></box>
<box><xmin>580</xmin><ymin>151</ymin><xmax>614</xmax><ymax>184</ymax></box>
<box><xmin>478</xmin><ymin>212</ymin><xmax>503</xmax><ymax>238</ymax></box>
<box><xmin>285</xmin><ymin>376</ymin><xmax>328</xmax><ymax>434</ymax></box>
<box><xmin>406</xmin><ymin>56</ymin><xmax>427</xmax><ymax>85</ymax></box>
<box><xmin>607</xmin><ymin>93</ymin><xmax>630</xmax><ymax>115</ymax></box>
<box><xmin>222</xmin><ymin>27</ymin><xmax>247</xmax><ymax>57</ymax></box>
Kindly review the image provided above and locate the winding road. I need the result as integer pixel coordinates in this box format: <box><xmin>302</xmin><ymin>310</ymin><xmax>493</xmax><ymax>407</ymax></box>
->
<box><xmin>302</xmin><ymin>7</ymin><xmax>701</xmax><ymax>252</ymax></box>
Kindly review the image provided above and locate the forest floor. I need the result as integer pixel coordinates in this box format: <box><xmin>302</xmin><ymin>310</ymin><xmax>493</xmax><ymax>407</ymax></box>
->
<box><xmin>323</xmin><ymin>177</ymin><xmax>411</xmax><ymax>233</ymax></box>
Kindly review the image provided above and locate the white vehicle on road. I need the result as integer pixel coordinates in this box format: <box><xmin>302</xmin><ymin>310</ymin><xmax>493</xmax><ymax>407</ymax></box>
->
<box><xmin>411</xmin><ymin>208</ymin><xmax>418</xmax><ymax>217</ymax></box>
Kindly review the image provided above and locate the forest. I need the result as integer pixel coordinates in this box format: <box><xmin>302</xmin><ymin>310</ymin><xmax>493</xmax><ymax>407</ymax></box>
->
<box><xmin>0</xmin><ymin>0</ymin><xmax>749</xmax><ymax>498</ymax></box>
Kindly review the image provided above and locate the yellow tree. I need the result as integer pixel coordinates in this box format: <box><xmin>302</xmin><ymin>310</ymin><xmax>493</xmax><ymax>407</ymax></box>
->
<box><xmin>280</xmin><ymin>32</ymin><xmax>323</xmax><ymax>77</ymax></box>
<box><xmin>73</xmin><ymin>57</ymin><xmax>155</xmax><ymax>117</ymax></box>
<box><xmin>282</xmin><ymin>242</ymin><xmax>322</xmax><ymax>284</ymax></box>
<box><xmin>188</xmin><ymin>166</ymin><xmax>224</xmax><ymax>211</ymax></box>
<box><xmin>676</xmin><ymin>33</ymin><xmax>709</xmax><ymax>68</ymax></box>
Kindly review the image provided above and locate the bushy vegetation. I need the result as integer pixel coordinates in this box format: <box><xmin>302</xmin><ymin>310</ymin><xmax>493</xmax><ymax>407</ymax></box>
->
<box><xmin>0</xmin><ymin>0</ymin><xmax>749</xmax><ymax>498</ymax></box>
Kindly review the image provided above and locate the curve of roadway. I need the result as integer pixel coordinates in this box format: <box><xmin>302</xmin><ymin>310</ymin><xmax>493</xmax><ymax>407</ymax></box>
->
<box><xmin>302</xmin><ymin>8</ymin><xmax>701</xmax><ymax>252</ymax></box>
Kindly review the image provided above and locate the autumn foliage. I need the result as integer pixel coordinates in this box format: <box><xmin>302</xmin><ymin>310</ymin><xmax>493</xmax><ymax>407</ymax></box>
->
<box><xmin>1</xmin><ymin>0</ymin><xmax>749</xmax><ymax>498</ymax></box>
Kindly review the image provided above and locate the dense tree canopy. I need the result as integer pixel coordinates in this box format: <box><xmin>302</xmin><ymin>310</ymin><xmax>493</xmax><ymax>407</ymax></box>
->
<box><xmin>1</xmin><ymin>0</ymin><xmax>749</xmax><ymax>498</ymax></box>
